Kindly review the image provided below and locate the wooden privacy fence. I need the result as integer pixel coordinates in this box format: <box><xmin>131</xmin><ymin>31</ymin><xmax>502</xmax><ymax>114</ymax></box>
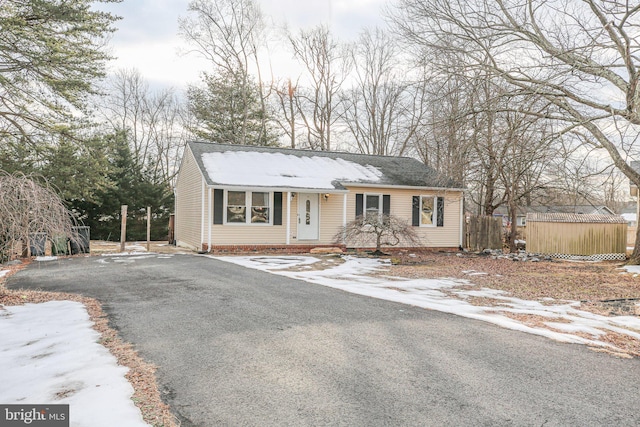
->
<box><xmin>628</xmin><ymin>225</ymin><xmax>637</xmax><ymax>248</ymax></box>
<box><xmin>526</xmin><ymin>213</ymin><xmax>626</xmax><ymax>259</ymax></box>
<box><xmin>466</xmin><ymin>215</ymin><xmax>503</xmax><ymax>251</ymax></box>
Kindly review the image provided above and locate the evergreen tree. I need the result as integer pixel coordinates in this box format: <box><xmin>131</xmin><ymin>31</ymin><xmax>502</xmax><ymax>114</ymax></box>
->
<box><xmin>187</xmin><ymin>70</ymin><xmax>278</xmax><ymax>146</ymax></box>
<box><xmin>0</xmin><ymin>0</ymin><xmax>120</xmax><ymax>142</ymax></box>
<box><xmin>72</xmin><ymin>132</ymin><xmax>174</xmax><ymax>241</ymax></box>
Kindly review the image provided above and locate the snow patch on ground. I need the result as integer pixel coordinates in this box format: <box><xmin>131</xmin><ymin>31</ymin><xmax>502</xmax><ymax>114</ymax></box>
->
<box><xmin>215</xmin><ymin>255</ymin><xmax>640</xmax><ymax>353</ymax></box>
<box><xmin>622</xmin><ymin>265</ymin><xmax>640</xmax><ymax>275</ymax></box>
<box><xmin>0</xmin><ymin>301</ymin><xmax>148</xmax><ymax>426</ymax></box>
<box><xmin>35</xmin><ymin>256</ymin><xmax>58</xmax><ymax>262</ymax></box>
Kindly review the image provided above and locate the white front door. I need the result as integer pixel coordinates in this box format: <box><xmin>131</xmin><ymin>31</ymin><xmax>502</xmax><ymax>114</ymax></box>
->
<box><xmin>298</xmin><ymin>193</ymin><xmax>319</xmax><ymax>240</ymax></box>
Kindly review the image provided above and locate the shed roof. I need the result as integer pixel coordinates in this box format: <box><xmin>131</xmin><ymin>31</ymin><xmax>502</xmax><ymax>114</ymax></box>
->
<box><xmin>526</xmin><ymin>213</ymin><xmax>627</xmax><ymax>224</ymax></box>
<box><xmin>494</xmin><ymin>205</ymin><xmax>615</xmax><ymax>216</ymax></box>
<box><xmin>187</xmin><ymin>141</ymin><xmax>461</xmax><ymax>191</ymax></box>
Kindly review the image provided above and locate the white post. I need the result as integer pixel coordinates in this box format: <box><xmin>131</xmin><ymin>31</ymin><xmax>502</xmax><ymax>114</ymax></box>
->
<box><xmin>459</xmin><ymin>192</ymin><xmax>465</xmax><ymax>248</ymax></box>
<box><xmin>286</xmin><ymin>192</ymin><xmax>292</xmax><ymax>245</ymax></box>
<box><xmin>146</xmin><ymin>206</ymin><xmax>151</xmax><ymax>252</ymax></box>
<box><xmin>208</xmin><ymin>187</ymin><xmax>212</xmax><ymax>251</ymax></box>
<box><xmin>200</xmin><ymin>179</ymin><xmax>205</xmax><ymax>251</ymax></box>
<box><xmin>343</xmin><ymin>193</ymin><xmax>348</xmax><ymax>244</ymax></box>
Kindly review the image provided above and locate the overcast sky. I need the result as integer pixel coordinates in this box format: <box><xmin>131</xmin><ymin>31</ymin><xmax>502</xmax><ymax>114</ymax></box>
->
<box><xmin>98</xmin><ymin>0</ymin><xmax>389</xmax><ymax>91</ymax></box>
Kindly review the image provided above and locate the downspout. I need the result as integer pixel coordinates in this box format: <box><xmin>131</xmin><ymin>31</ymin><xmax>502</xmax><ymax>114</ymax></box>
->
<box><xmin>286</xmin><ymin>192</ymin><xmax>291</xmax><ymax>245</ymax></box>
<box><xmin>208</xmin><ymin>187</ymin><xmax>212</xmax><ymax>252</ymax></box>
<box><xmin>459</xmin><ymin>192</ymin><xmax>465</xmax><ymax>248</ymax></box>
<box><xmin>343</xmin><ymin>193</ymin><xmax>348</xmax><ymax>244</ymax></box>
<box><xmin>200</xmin><ymin>178</ymin><xmax>205</xmax><ymax>251</ymax></box>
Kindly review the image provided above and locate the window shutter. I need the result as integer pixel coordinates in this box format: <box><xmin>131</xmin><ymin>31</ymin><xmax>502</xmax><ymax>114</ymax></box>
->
<box><xmin>213</xmin><ymin>189</ymin><xmax>224</xmax><ymax>224</ymax></box>
<box><xmin>383</xmin><ymin>195</ymin><xmax>391</xmax><ymax>216</ymax></box>
<box><xmin>412</xmin><ymin>196</ymin><xmax>420</xmax><ymax>226</ymax></box>
<box><xmin>273</xmin><ymin>192</ymin><xmax>283</xmax><ymax>225</ymax></box>
<box><xmin>355</xmin><ymin>193</ymin><xmax>363</xmax><ymax>217</ymax></box>
<box><xmin>437</xmin><ymin>197</ymin><xmax>444</xmax><ymax>227</ymax></box>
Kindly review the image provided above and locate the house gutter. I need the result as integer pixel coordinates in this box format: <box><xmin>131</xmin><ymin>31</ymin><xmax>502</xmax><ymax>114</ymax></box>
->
<box><xmin>205</xmin><ymin>184</ymin><xmax>348</xmax><ymax>194</ymax></box>
<box><xmin>342</xmin><ymin>183</ymin><xmax>465</xmax><ymax>192</ymax></box>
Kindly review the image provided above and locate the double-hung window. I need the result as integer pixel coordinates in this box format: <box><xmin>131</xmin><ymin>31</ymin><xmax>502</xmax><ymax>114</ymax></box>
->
<box><xmin>420</xmin><ymin>196</ymin><xmax>436</xmax><ymax>226</ymax></box>
<box><xmin>227</xmin><ymin>191</ymin><xmax>247</xmax><ymax>223</ymax></box>
<box><xmin>225</xmin><ymin>191</ymin><xmax>270</xmax><ymax>224</ymax></box>
<box><xmin>420</xmin><ymin>196</ymin><xmax>444</xmax><ymax>227</ymax></box>
<box><xmin>250</xmin><ymin>192</ymin><xmax>270</xmax><ymax>223</ymax></box>
<box><xmin>365</xmin><ymin>194</ymin><xmax>382</xmax><ymax>220</ymax></box>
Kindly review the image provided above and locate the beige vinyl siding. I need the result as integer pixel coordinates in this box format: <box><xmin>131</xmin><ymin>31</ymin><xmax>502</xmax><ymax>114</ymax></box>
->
<box><xmin>211</xmin><ymin>191</ymin><xmax>289</xmax><ymax>245</ymax></box>
<box><xmin>318</xmin><ymin>194</ymin><xmax>346</xmax><ymax>243</ymax></box>
<box><xmin>344</xmin><ymin>186</ymin><xmax>463</xmax><ymax>248</ymax></box>
<box><xmin>211</xmin><ymin>222</ymin><xmax>288</xmax><ymax>245</ymax></box>
<box><xmin>288</xmin><ymin>193</ymin><xmax>345</xmax><ymax>245</ymax></box>
<box><xmin>174</xmin><ymin>146</ymin><xmax>203</xmax><ymax>250</ymax></box>
<box><xmin>211</xmin><ymin>192</ymin><xmax>347</xmax><ymax>245</ymax></box>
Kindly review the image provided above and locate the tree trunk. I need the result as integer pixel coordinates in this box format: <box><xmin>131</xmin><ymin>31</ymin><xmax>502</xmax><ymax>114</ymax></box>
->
<box><xmin>628</xmin><ymin>225</ymin><xmax>640</xmax><ymax>265</ymax></box>
<box><xmin>508</xmin><ymin>201</ymin><xmax>517</xmax><ymax>253</ymax></box>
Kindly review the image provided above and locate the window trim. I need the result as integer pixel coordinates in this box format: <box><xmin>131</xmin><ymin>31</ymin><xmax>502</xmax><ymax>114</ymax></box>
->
<box><xmin>419</xmin><ymin>195</ymin><xmax>438</xmax><ymax>227</ymax></box>
<box><xmin>223</xmin><ymin>190</ymin><xmax>273</xmax><ymax>226</ymax></box>
<box><xmin>364</xmin><ymin>193</ymin><xmax>383</xmax><ymax>220</ymax></box>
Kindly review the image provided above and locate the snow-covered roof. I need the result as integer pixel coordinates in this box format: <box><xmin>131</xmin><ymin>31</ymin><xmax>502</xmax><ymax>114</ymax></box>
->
<box><xmin>187</xmin><ymin>142</ymin><xmax>460</xmax><ymax>191</ymax></box>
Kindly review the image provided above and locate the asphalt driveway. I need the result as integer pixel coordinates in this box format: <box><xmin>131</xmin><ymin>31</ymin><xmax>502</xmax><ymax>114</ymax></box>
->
<box><xmin>8</xmin><ymin>253</ymin><xmax>640</xmax><ymax>426</ymax></box>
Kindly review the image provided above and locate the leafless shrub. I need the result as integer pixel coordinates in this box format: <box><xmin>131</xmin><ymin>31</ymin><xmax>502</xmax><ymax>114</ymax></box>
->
<box><xmin>334</xmin><ymin>214</ymin><xmax>421</xmax><ymax>254</ymax></box>
<box><xmin>0</xmin><ymin>172</ymin><xmax>77</xmax><ymax>261</ymax></box>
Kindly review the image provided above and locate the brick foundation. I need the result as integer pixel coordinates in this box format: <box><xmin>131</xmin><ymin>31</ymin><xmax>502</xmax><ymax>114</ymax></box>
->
<box><xmin>201</xmin><ymin>244</ymin><xmax>458</xmax><ymax>255</ymax></box>
<box><xmin>203</xmin><ymin>244</ymin><xmax>347</xmax><ymax>254</ymax></box>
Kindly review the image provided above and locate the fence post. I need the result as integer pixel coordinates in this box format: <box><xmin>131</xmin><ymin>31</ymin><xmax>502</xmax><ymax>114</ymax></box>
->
<box><xmin>147</xmin><ymin>206</ymin><xmax>151</xmax><ymax>252</ymax></box>
<box><xmin>120</xmin><ymin>205</ymin><xmax>128</xmax><ymax>252</ymax></box>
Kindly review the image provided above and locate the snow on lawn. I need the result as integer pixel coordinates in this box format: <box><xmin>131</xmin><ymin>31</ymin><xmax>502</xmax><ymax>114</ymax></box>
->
<box><xmin>214</xmin><ymin>255</ymin><xmax>640</xmax><ymax>353</ymax></box>
<box><xmin>0</xmin><ymin>301</ymin><xmax>149</xmax><ymax>427</ymax></box>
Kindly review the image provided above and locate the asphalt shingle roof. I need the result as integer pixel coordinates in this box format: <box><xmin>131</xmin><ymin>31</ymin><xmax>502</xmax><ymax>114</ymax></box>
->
<box><xmin>187</xmin><ymin>141</ymin><xmax>461</xmax><ymax>190</ymax></box>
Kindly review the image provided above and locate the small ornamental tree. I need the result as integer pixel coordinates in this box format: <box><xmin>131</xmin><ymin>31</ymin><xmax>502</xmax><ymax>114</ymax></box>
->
<box><xmin>0</xmin><ymin>172</ymin><xmax>77</xmax><ymax>261</ymax></box>
<box><xmin>334</xmin><ymin>214</ymin><xmax>421</xmax><ymax>255</ymax></box>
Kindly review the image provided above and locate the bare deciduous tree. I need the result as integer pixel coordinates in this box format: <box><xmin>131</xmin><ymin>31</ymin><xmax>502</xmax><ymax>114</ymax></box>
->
<box><xmin>390</xmin><ymin>0</ymin><xmax>640</xmax><ymax>261</ymax></box>
<box><xmin>272</xmin><ymin>78</ymin><xmax>300</xmax><ymax>148</ymax></box>
<box><xmin>342</xmin><ymin>28</ymin><xmax>423</xmax><ymax>156</ymax></box>
<box><xmin>289</xmin><ymin>25</ymin><xmax>351</xmax><ymax>151</ymax></box>
<box><xmin>179</xmin><ymin>0</ymin><xmax>271</xmax><ymax>145</ymax></box>
<box><xmin>98</xmin><ymin>69</ymin><xmax>187</xmax><ymax>185</ymax></box>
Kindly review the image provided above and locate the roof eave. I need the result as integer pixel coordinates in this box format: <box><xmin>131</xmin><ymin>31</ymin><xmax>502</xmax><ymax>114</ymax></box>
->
<box><xmin>341</xmin><ymin>182</ymin><xmax>465</xmax><ymax>192</ymax></box>
<box><xmin>206</xmin><ymin>183</ymin><xmax>349</xmax><ymax>194</ymax></box>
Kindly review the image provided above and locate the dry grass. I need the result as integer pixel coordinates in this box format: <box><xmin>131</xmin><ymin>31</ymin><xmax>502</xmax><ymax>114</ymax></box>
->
<box><xmin>389</xmin><ymin>252</ymin><xmax>640</xmax><ymax>311</ymax></box>
<box><xmin>386</xmin><ymin>251</ymin><xmax>640</xmax><ymax>358</ymax></box>
<box><xmin>0</xmin><ymin>263</ymin><xmax>178</xmax><ymax>427</ymax></box>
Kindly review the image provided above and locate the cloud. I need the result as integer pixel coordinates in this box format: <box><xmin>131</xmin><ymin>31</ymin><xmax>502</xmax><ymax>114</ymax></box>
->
<box><xmin>99</xmin><ymin>0</ymin><xmax>189</xmax><ymax>43</ymax></box>
<box><xmin>97</xmin><ymin>0</ymin><xmax>388</xmax><ymax>89</ymax></box>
